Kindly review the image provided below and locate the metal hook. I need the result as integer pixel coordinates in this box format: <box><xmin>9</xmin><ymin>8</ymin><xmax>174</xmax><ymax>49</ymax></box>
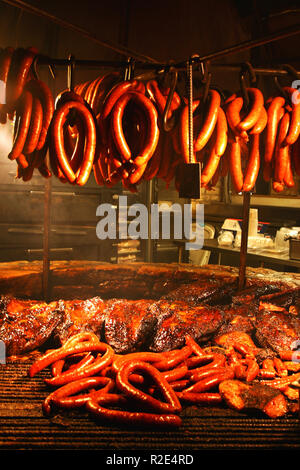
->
<box><xmin>274</xmin><ymin>64</ymin><xmax>300</xmax><ymax>102</ymax></box>
<box><xmin>239</xmin><ymin>62</ymin><xmax>257</xmax><ymax>108</ymax></box>
<box><xmin>124</xmin><ymin>57</ymin><xmax>135</xmax><ymax>81</ymax></box>
<box><xmin>195</xmin><ymin>59</ymin><xmax>211</xmax><ymax>104</ymax></box>
<box><xmin>48</xmin><ymin>62</ymin><xmax>56</xmax><ymax>80</ymax></box>
<box><xmin>280</xmin><ymin>63</ymin><xmax>300</xmax><ymax>81</ymax></box>
<box><xmin>241</xmin><ymin>62</ymin><xmax>257</xmax><ymax>85</ymax></box>
<box><xmin>162</xmin><ymin>66</ymin><xmax>178</xmax><ymax>132</ymax></box>
<box><xmin>67</xmin><ymin>54</ymin><xmax>75</xmax><ymax>91</ymax></box>
<box><xmin>199</xmin><ymin>60</ymin><xmax>209</xmax><ymax>84</ymax></box>
<box><xmin>32</xmin><ymin>55</ymin><xmax>56</xmax><ymax>81</ymax></box>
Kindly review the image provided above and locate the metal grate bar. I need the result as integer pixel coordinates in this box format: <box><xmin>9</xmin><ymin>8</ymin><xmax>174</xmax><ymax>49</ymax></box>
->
<box><xmin>0</xmin><ymin>361</ymin><xmax>300</xmax><ymax>450</ymax></box>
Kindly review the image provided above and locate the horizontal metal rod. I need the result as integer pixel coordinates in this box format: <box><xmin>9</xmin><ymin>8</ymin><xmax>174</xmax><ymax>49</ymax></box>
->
<box><xmin>211</xmin><ymin>63</ymin><xmax>300</xmax><ymax>77</ymax></box>
<box><xmin>135</xmin><ymin>64</ymin><xmax>300</xmax><ymax>82</ymax></box>
<box><xmin>37</xmin><ymin>55</ymin><xmax>164</xmax><ymax>71</ymax></box>
<box><xmin>37</xmin><ymin>55</ymin><xmax>300</xmax><ymax>77</ymax></box>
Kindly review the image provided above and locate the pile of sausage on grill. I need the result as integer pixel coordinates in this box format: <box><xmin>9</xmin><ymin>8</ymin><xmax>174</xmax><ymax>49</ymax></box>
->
<box><xmin>1</xmin><ymin>46</ymin><xmax>300</xmax><ymax>192</ymax></box>
<box><xmin>1</xmin><ymin>277</ymin><xmax>300</xmax><ymax>426</ymax></box>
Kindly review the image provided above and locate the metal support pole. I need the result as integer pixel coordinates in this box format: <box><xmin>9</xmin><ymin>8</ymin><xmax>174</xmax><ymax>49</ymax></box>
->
<box><xmin>238</xmin><ymin>191</ymin><xmax>251</xmax><ymax>290</ymax></box>
<box><xmin>187</xmin><ymin>59</ymin><xmax>194</xmax><ymax>165</ymax></box>
<box><xmin>42</xmin><ymin>174</ymin><xmax>51</xmax><ymax>301</ymax></box>
<box><xmin>145</xmin><ymin>179</ymin><xmax>154</xmax><ymax>263</ymax></box>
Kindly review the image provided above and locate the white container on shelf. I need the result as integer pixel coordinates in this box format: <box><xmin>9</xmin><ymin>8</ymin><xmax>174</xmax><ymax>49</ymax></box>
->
<box><xmin>275</xmin><ymin>229</ymin><xmax>289</xmax><ymax>252</ymax></box>
<box><xmin>248</xmin><ymin>208</ymin><xmax>258</xmax><ymax>237</ymax></box>
<box><xmin>218</xmin><ymin>230</ymin><xmax>234</xmax><ymax>246</ymax></box>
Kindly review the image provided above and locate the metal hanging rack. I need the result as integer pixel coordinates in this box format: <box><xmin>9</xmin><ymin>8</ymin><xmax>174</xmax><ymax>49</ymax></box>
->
<box><xmin>33</xmin><ymin>50</ymin><xmax>300</xmax><ymax>79</ymax></box>
<box><xmin>32</xmin><ymin>39</ymin><xmax>300</xmax><ymax>297</ymax></box>
<box><xmin>3</xmin><ymin>0</ymin><xmax>300</xmax><ymax>298</ymax></box>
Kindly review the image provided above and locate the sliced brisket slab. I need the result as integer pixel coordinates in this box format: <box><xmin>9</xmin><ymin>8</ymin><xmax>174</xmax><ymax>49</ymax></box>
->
<box><xmin>148</xmin><ymin>300</ymin><xmax>224</xmax><ymax>352</ymax></box>
<box><xmin>103</xmin><ymin>299</ymin><xmax>157</xmax><ymax>353</ymax></box>
<box><xmin>53</xmin><ymin>296</ymin><xmax>106</xmax><ymax>345</ymax></box>
<box><xmin>255</xmin><ymin>309</ymin><xmax>300</xmax><ymax>353</ymax></box>
<box><xmin>0</xmin><ymin>297</ymin><xmax>64</xmax><ymax>356</ymax></box>
<box><xmin>259</xmin><ymin>287</ymin><xmax>300</xmax><ymax>310</ymax></box>
<box><xmin>162</xmin><ymin>279</ymin><xmax>237</xmax><ymax>306</ymax></box>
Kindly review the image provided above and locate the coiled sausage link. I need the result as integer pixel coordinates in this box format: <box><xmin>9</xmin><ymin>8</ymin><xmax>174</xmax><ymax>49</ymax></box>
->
<box><xmin>90</xmin><ymin>72</ymin><xmax>120</xmax><ymax>116</ymax></box>
<box><xmin>116</xmin><ymin>360</ymin><xmax>182</xmax><ymax>414</ymax></box>
<box><xmin>264</xmin><ymin>97</ymin><xmax>285</xmax><ymax>163</ymax></box>
<box><xmin>249</xmin><ymin>106</ymin><xmax>268</xmax><ymax>135</ymax></box>
<box><xmin>291</xmin><ymin>138</ymin><xmax>300</xmax><ymax>176</ymax></box>
<box><xmin>86</xmin><ymin>397</ymin><xmax>182</xmax><ymax>428</ymax></box>
<box><xmin>43</xmin><ymin>376</ymin><xmax>114</xmax><ymax>414</ymax></box>
<box><xmin>28</xmin><ymin>341</ymin><xmax>113</xmax><ymax>378</ymax></box>
<box><xmin>236</xmin><ymin>87</ymin><xmax>264</xmax><ymax>132</ymax></box>
<box><xmin>111</xmin><ymin>90</ymin><xmax>159</xmax><ymax>166</ymax></box>
<box><xmin>146</xmin><ymin>79</ymin><xmax>181</xmax><ymax>120</ymax></box>
<box><xmin>0</xmin><ymin>47</ymin><xmax>14</xmax><ymax>123</ymax></box>
<box><xmin>50</xmin><ymin>100</ymin><xmax>97</xmax><ymax>185</ymax></box>
<box><xmin>8</xmin><ymin>90</ymin><xmax>33</xmax><ymax>160</ymax></box>
<box><xmin>25</xmin><ymin>79</ymin><xmax>55</xmax><ymax>150</ymax></box>
<box><xmin>283</xmin><ymin>145</ymin><xmax>295</xmax><ymax>188</ymax></box>
<box><xmin>179</xmin><ymin>100</ymin><xmax>199</xmax><ymax>163</ymax></box>
<box><xmin>99</xmin><ymin>79</ymin><xmax>145</xmax><ymax>135</ymax></box>
<box><xmin>194</xmin><ymin>89</ymin><xmax>221</xmax><ymax>152</ymax></box>
<box><xmin>200</xmin><ymin>107</ymin><xmax>228</xmax><ymax>186</ymax></box>
<box><xmin>283</xmin><ymin>86</ymin><xmax>300</xmax><ymax>145</ymax></box>
<box><xmin>23</xmin><ymin>95</ymin><xmax>43</xmax><ymax>154</ymax></box>
<box><xmin>273</xmin><ymin>111</ymin><xmax>290</xmax><ymax>184</ymax></box>
<box><xmin>6</xmin><ymin>47</ymin><xmax>37</xmax><ymax>111</ymax></box>
<box><xmin>225</xmin><ymin>95</ymin><xmax>248</xmax><ymax>142</ymax></box>
<box><xmin>228</xmin><ymin>137</ymin><xmax>243</xmax><ymax>192</ymax></box>
<box><xmin>242</xmin><ymin>133</ymin><xmax>260</xmax><ymax>192</ymax></box>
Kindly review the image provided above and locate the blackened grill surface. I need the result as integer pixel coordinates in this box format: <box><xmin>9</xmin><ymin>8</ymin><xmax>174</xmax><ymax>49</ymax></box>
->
<box><xmin>1</xmin><ymin>360</ymin><xmax>300</xmax><ymax>451</ymax></box>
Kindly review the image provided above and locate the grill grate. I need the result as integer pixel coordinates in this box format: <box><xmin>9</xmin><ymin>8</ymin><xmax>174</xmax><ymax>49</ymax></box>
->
<box><xmin>1</xmin><ymin>361</ymin><xmax>300</xmax><ymax>450</ymax></box>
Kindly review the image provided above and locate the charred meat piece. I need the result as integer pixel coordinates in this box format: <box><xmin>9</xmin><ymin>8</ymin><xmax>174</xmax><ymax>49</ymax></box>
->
<box><xmin>162</xmin><ymin>280</ymin><xmax>222</xmax><ymax>303</ymax></box>
<box><xmin>204</xmin><ymin>280</ymin><xmax>238</xmax><ymax>306</ymax></box>
<box><xmin>219</xmin><ymin>303</ymin><xmax>257</xmax><ymax>335</ymax></box>
<box><xmin>0</xmin><ymin>296</ymin><xmax>45</xmax><ymax>323</ymax></box>
<box><xmin>219</xmin><ymin>379</ymin><xmax>288</xmax><ymax>418</ymax></box>
<box><xmin>103</xmin><ymin>299</ymin><xmax>157</xmax><ymax>353</ymax></box>
<box><xmin>215</xmin><ymin>304</ymin><xmax>257</xmax><ymax>345</ymax></box>
<box><xmin>149</xmin><ymin>300</ymin><xmax>224</xmax><ymax>352</ymax></box>
<box><xmin>259</xmin><ymin>302</ymin><xmax>288</xmax><ymax>313</ymax></box>
<box><xmin>255</xmin><ymin>309</ymin><xmax>300</xmax><ymax>353</ymax></box>
<box><xmin>289</xmin><ymin>299</ymin><xmax>300</xmax><ymax>316</ymax></box>
<box><xmin>259</xmin><ymin>287</ymin><xmax>300</xmax><ymax>310</ymax></box>
<box><xmin>231</xmin><ymin>283</ymin><xmax>282</xmax><ymax>305</ymax></box>
<box><xmin>53</xmin><ymin>296</ymin><xmax>106</xmax><ymax>345</ymax></box>
<box><xmin>162</xmin><ymin>280</ymin><xmax>237</xmax><ymax>306</ymax></box>
<box><xmin>0</xmin><ymin>298</ymin><xmax>64</xmax><ymax>356</ymax></box>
